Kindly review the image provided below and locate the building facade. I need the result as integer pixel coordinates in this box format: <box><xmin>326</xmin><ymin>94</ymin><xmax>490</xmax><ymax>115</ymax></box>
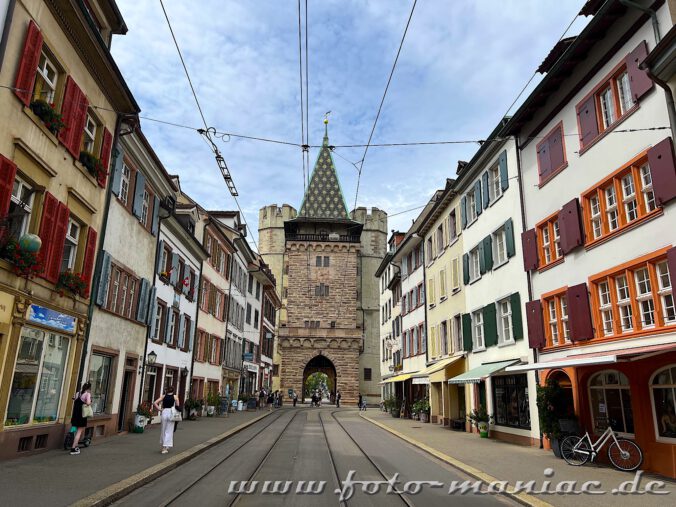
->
<box><xmin>0</xmin><ymin>0</ymin><xmax>137</xmax><ymax>457</ymax></box>
<box><xmin>85</xmin><ymin>126</ymin><xmax>176</xmax><ymax>438</ymax></box>
<box><xmin>508</xmin><ymin>0</ymin><xmax>676</xmax><ymax>476</ymax></box>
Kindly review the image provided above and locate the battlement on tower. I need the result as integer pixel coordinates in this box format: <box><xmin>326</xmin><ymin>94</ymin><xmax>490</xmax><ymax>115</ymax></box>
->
<box><xmin>259</xmin><ymin>204</ymin><xmax>297</xmax><ymax>230</ymax></box>
<box><xmin>351</xmin><ymin>207</ymin><xmax>388</xmax><ymax>234</ymax></box>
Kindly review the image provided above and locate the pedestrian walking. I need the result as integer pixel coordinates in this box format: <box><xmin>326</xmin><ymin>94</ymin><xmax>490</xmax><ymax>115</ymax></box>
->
<box><xmin>336</xmin><ymin>390</ymin><xmax>341</xmax><ymax>408</ymax></box>
<box><xmin>69</xmin><ymin>382</ymin><xmax>92</xmax><ymax>455</ymax></box>
<box><xmin>361</xmin><ymin>394</ymin><xmax>367</xmax><ymax>411</ymax></box>
<box><xmin>292</xmin><ymin>391</ymin><xmax>298</xmax><ymax>407</ymax></box>
<box><xmin>154</xmin><ymin>386</ymin><xmax>180</xmax><ymax>454</ymax></box>
<box><xmin>258</xmin><ymin>388</ymin><xmax>266</xmax><ymax>410</ymax></box>
<box><xmin>267</xmin><ymin>390</ymin><xmax>274</xmax><ymax>411</ymax></box>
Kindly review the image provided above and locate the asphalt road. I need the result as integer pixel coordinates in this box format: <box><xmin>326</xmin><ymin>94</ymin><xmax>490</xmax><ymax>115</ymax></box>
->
<box><xmin>114</xmin><ymin>407</ymin><xmax>518</xmax><ymax>507</ymax></box>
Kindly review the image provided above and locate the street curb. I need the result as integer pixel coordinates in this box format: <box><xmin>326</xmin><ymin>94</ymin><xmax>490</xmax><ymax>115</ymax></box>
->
<box><xmin>360</xmin><ymin>412</ymin><xmax>552</xmax><ymax>507</ymax></box>
<box><xmin>71</xmin><ymin>411</ymin><xmax>275</xmax><ymax>507</ymax></box>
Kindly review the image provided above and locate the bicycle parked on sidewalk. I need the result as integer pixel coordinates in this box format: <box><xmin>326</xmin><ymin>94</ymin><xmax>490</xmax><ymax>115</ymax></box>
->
<box><xmin>560</xmin><ymin>425</ymin><xmax>643</xmax><ymax>471</ymax></box>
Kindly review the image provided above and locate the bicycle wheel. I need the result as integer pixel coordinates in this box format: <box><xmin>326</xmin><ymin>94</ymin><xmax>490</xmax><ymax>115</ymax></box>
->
<box><xmin>608</xmin><ymin>439</ymin><xmax>643</xmax><ymax>471</ymax></box>
<box><xmin>560</xmin><ymin>435</ymin><xmax>591</xmax><ymax>466</ymax></box>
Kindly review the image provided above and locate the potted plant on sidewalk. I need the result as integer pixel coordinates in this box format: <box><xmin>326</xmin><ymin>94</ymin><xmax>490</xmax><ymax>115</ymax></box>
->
<box><xmin>384</xmin><ymin>396</ymin><xmax>401</xmax><ymax>418</ymax></box>
<box><xmin>184</xmin><ymin>397</ymin><xmax>202</xmax><ymax>420</ymax></box>
<box><xmin>206</xmin><ymin>392</ymin><xmax>220</xmax><ymax>416</ymax></box>
<box><xmin>134</xmin><ymin>402</ymin><xmax>153</xmax><ymax>433</ymax></box>
<box><xmin>536</xmin><ymin>379</ymin><xmax>572</xmax><ymax>458</ymax></box>
<box><xmin>414</xmin><ymin>398</ymin><xmax>431</xmax><ymax>423</ymax></box>
<box><xmin>468</xmin><ymin>406</ymin><xmax>494</xmax><ymax>438</ymax></box>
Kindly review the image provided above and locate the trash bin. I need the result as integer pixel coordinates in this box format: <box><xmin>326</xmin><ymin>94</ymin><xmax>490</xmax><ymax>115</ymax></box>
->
<box><xmin>237</xmin><ymin>400</ymin><xmax>243</xmax><ymax>411</ymax></box>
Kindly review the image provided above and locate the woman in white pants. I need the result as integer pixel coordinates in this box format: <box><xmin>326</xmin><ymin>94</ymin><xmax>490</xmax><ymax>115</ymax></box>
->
<box><xmin>154</xmin><ymin>386</ymin><xmax>180</xmax><ymax>454</ymax></box>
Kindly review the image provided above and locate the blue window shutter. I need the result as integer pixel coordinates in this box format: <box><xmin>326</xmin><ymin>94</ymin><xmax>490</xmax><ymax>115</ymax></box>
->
<box><xmin>136</xmin><ymin>278</ymin><xmax>149</xmax><ymax>322</ymax></box>
<box><xmin>95</xmin><ymin>251</ymin><xmax>112</xmax><ymax>307</ymax></box>
<box><xmin>151</xmin><ymin>196</ymin><xmax>160</xmax><ymax>236</ymax></box>
<box><xmin>110</xmin><ymin>149</ymin><xmax>123</xmax><ymax>196</ymax></box>
<box><xmin>478</xmin><ymin>241</ymin><xmax>486</xmax><ymax>274</ymax></box>
<box><xmin>499</xmin><ymin>150</ymin><xmax>509</xmax><ymax>191</ymax></box>
<box><xmin>178</xmin><ymin>314</ymin><xmax>186</xmax><ymax>349</ymax></box>
<box><xmin>170</xmin><ymin>253</ymin><xmax>179</xmax><ymax>285</ymax></box>
<box><xmin>460</xmin><ymin>196</ymin><xmax>467</xmax><ymax>229</ymax></box>
<box><xmin>505</xmin><ymin>218</ymin><xmax>515</xmax><ymax>257</ymax></box>
<box><xmin>146</xmin><ymin>286</ymin><xmax>157</xmax><ymax>327</ymax></box>
<box><xmin>155</xmin><ymin>239</ymin><xmax>164</xmax><ymax>274</ymax></box>
<box><xmin>482</xmin><ymin>171</ymin><xmax>490</xmax><ymax>208</ymax></box>
<box><xmin>462</xmin><ymin>253</ymin><xmax>469</xmax><ymax>285</ymax></box>
<box><xmin>189</xmin><ymin>319</ymin><xmax>195</xmax><ymax>351</ymax></box>
<box><xmin>132</xmin><ymin>171</ymin><xmax>146</xmax><ymax>219</ymax></box>
<box><xmin>164</xmin><ymin>307</ymin><xmax>173</xmax><ymax>344</ymax></box>
<box><xmin>474</xmin><ymin>180</ymin><xmax>482</xmax><ymax>216</ymax></box>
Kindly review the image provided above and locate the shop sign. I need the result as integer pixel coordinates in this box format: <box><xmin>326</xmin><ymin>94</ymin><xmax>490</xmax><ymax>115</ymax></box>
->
<box><xmin>27</xmin><ymin>304</ymin><xmax>76</xmax><ymax>333</ymax></box>
<box><xmin>246</xmin><ymin>363</ymin><xmax>258</xmax><ymax>372</ymax></box>
<box><xmin>412</xmin><ymin>377</ymin><xmax>429</xmax><ymax>385</ymax></box>
<box><xmin>243</xmin><ymin>352</ymin><xmax>254</xmax><ymax>361</ymax></box>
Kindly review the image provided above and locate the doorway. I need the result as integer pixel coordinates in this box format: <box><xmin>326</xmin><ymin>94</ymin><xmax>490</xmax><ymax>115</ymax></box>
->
<box><xmin>117</xmin><ymin>370</ymin><xmax>133</xmax><ymax>432</ymax></box>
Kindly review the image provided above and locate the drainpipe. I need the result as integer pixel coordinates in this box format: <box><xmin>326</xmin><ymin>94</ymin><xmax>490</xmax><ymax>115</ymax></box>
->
<box><xmin>0</xmin><ymin>0</ymin><xmax>17</xmax><ymax>72</ymax></box>
<box><xmin>619</xmin><ymin>0</ymin><xmax>660</xmax><ymax>45</ymax></box>
<box><xmin>514</xmin><ymin>134</ymin><xmax>543</xmax><ymax>449</ymax></box>
<box><xmin>77</xmin><ymin>114</ymin><xmax>135</xmax><ymax>386</ymax></box>
<box><xmin>643</xmin><ymin>65</ymin><xmax>676</xmax><ymax>143</ymax></box>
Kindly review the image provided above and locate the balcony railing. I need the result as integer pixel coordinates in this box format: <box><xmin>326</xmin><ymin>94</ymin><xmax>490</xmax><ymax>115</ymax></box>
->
<box><xmin>287</xmin><ymin>233</ymin><xmax>360</xmax><ymax>243</ymax></box>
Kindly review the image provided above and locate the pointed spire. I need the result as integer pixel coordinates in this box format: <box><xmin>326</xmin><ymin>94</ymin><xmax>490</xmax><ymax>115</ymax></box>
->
<box><xmin>298</xmin><ymin>116</ymin><xmax>349</xmax><ymax>219</ymax></box>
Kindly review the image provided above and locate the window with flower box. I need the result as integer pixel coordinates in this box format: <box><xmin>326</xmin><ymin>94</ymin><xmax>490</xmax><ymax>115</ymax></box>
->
<box><xmin>591</xmin><ymin>251</ymin><xmax>675</xmax><ymax>338</ymax></box>
<box><xmin>537</xmin><ymin>214</ymin><xmax>562</xmax><ymax>268</ymax></box>
<box><xmin>583</xmin><ymin>156</ymin><xmax>660</xmax><ymax>245</ymax></box>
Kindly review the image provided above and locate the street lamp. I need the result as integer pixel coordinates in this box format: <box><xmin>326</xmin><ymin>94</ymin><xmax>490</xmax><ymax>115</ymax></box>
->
<box><xmin>147</xmin><ymin>350</ymin><xmax>157</xmax><ymax>366</ymax></box>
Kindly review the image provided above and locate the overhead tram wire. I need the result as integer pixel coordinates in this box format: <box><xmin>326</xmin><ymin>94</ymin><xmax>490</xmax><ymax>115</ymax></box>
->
<box><xmin>352</xmin><ymin>0</ymin><xmax>418</xmax><ymax>212</ymax></box>
<box><xmin>297</xmin><ymin>0</ymin><xmax>307</xmax><ymax>196</ymax></box>
<box><xmin>304</xmin><ymin>0</ymin><xmax>310</xmax><ymax>189</ymax></box>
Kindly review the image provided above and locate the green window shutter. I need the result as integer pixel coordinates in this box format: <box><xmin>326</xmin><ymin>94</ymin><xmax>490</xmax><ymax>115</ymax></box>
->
<box><xmin>95</xmin><ymin>251</ymin><xmax>112</xmax><ymax>307</ymax></box>
<box><xmin>483</xmin><ymin>303</ymin><xmax>498</xmax><ymax>347</ymax></box>
<box><xmin>155</xmin><ymin>239</ymin><xmax>164</xmax><ymax>275</ymax></box>
<box><xmin>483</xmin><ymin>235</ymin><xmax>493</xmax><ymax>271</ymax></box>
<box><xmin>462</xmin><ymin>313</ymin><xmax>473</xmax><ymax>352</ymax></box>
<box><xmin>499</xmin><ymin>150</ymin><xmax>509</xmax><ymax>191</ymax></box>
<box><xmin>188</xmin><ymin>319</ymin><xmax>196</xmax><ymax>352</ymax></box>
<box><xmin>462</xmin><ymin>253</ymin><xmax>470</xmax><ymax>285</ymax></box>
<box><xmin>151</xmin><ymin>196</ymin><xmax>160</xmax><ymax>236</ymax></box>
<box><xmin>146</xmin><ymin>286</ymin><xmax>157</xmax><ymax>326</ymax></box>
<box><xmin>478</xmin><ymin>241</ymin><xmax>486</xmax><ymax>274</ymax></box>
<box><xmin>482</xmin><ymin>171</ymin><xmax>490</xmax><ymax>208</ymax></box>
<box><xmin>136</xmin><ymin>278</ymin><xmax>149</xmax><ymax>322</ymax></box>
<box><xmin>505</xmin><ymin>218</ymin><xmax>515</xmax><ymax>257</ymax></box>
<box><xmin>164</xmin><ymin>308</ymin><xmax>173</xmax><ymax>344</ymax></box>
<box><xmin>511</xmin><ymin>292</ymin><xmax>524</xmax><ymax>340</ymax></box>
<box><xmin>132</xmin><ymin>171</ymin><xmax>146</xmax><ymax>219</ymax></box>
<box><xmin>461</xmin><ymin>196</ymin><xmax>467</xmax><ymax>229</ymax></box>
<box><xmin>474</xmin><ymin>180</ymin><xmax>482</xmax><ymax>216</ymax></box>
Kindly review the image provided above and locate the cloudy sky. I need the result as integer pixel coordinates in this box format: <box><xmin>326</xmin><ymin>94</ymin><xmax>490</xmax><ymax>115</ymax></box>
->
<box><xmin>111</xmin><ymin>0</ymin><xmax>590</xmax><ymax>247</ymax></box>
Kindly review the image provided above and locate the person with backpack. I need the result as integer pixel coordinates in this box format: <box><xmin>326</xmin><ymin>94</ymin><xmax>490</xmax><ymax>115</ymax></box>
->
<box><xmin>154</xmin><ymin>386</ymin><xmax>180</xmax><ymax>454</ymax></box>
<box><xmin>69</xmin><ymin>382</ymin><xmax>92</xmax><ymax>455</ymax></box>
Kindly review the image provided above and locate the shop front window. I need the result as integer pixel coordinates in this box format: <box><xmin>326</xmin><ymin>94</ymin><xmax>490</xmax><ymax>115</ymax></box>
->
<box><xmin>651</xmin><ymin>365</ymin><xmax>676</xmax><ymax>440</ymax></box>
<box><xmin>89</xmin><ymin>354</ymin><xmax>112</xmax><ymax>414</ymax></box>
<box><xmin>5</xmin><ymin>328</ymin><xmax>69</xmax><ymax>426</ymax></box>
<box><xmin>589</xmin><ymin>370</ymin><xmax>633</xmax><ymax>435</ymax></box>
<box><xmin>492</xmin><ymin>375</ymin><xmax>530</xmax><ymax>429</ymax></box>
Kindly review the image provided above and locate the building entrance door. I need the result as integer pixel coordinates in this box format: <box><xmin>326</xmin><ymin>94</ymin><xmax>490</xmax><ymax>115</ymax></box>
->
<box><xmin>117</xmin><ymin>370</ymin><xmax>133</xmax><ymax>432</ymax></box>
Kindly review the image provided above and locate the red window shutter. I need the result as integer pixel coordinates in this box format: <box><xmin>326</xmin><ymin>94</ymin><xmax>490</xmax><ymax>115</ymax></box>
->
<box><xmin>548</xmin><ymin>126</ymin><xmax>565</xmax><ymax>173</ymax></box>
<box><xmin>559</xmin><ymin>198</ymin><xmax>583</xmax><ymax>254</ymax></box>
<box><xmin>525</xmin><ymin>300</ymin><xmax>546</xmax><ymax>349</ymax></box>
<box><xmin>45</xmin><ymin>203</ymin><xmax>69</xmax><ymax>282</ymax></box>
<box><xmin>668</xmin><ymin>247</ymin><xmax>676</xmax><ymax>300</ymax></box>
<box><xmin>625</xmin><ymin>40</ymin><xmax>653</xmax><ymax>102</ymax></box>
<box><xmin>59</xmin><ymin>76</ymin><xmax>80</xmax><ymax>150</ymax></box>
<box><xmin>82</xmin><ymin>227</ymin><xmax>97</xmax><ymax>295</ymax></box>
<box><xmin>566</xmin><ymin>283</ymin><xmax>594</xmax><ymax>342</ymax></box>
<box><xmin>521</xmin><ymin>228</ymin><xmax>539</xmax><ymax>271</ymax></box>
<box><xmin>0</xmin><ymin>155</ymin><xmax>18</xmax><ymax>218</ymax></box>
<box><xmin>14</xmin><ymin>21</ymin><xmax>43</xmax><ymax>107</ymax></box>
<box><xmin>98</xmin><ymin>128</ymin><xmax>113</xmax><ymax>188</ymax></box>
<box><xmin>38</xmin><ymin>192</ymin><xmax>58</xmax><ymax>272</ymax></box>
<box><xmin>647</xmin><ymin>137</ymin><xmax>676</xmax><ymax>206</ymax></box>
<box><xmin>536</xmin><ymin>138</ymin><xmax>551</xmax><ymax>179</ymax></box>
<box><xmin>577</xmin><ymin>95</ymin><xmax>599</xmax><ymax>148</ymax></box>
<box><xmin>68</xmin><ymin>87</ymin><xmax>89</xmax><ymax>159</ymax></box>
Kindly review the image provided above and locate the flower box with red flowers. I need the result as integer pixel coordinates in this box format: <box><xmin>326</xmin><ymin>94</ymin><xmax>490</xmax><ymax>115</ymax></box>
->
<box><xmin>0</xmin><ymin>238</ymin><xmax>41</xmax><ymax>278</ymax></box>
<box><xmin>29</xmin><ymin>99</ymin><xmax>66</xmax><ymax>135</ymax></box>
<box><xmin>79</xmin><ymin>151</ymin><xmax>107</xmax><ymax>181</ymax></box>
<box><xmin>56</xmin><ymin>270</ymin><xmax>88</xmax><ymax>298</ymax></box>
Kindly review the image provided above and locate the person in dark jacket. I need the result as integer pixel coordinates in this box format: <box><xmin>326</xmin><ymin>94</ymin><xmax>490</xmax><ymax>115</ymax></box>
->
<box><xmin>336</xmin><ymin>390</ymin><xmax>342</xmax><ymax>408</ymax></box>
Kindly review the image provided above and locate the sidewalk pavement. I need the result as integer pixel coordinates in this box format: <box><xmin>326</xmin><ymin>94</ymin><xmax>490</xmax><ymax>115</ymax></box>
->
<box><xmin>0</xmin><ymin>408</ymin><xmax>274</xmax><ymax>506</ymax></box>
<box><xmin>362</xmin><ymin>410</ymin><xmax>676</xmax><ymax>507</ymax></box>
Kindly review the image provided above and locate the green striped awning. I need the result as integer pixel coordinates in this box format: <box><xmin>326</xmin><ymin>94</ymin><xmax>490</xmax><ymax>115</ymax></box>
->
<box><xmin>448</xmin><ymin>360</ymin><xmax>520</xmax><ymax>384</ymax></box>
